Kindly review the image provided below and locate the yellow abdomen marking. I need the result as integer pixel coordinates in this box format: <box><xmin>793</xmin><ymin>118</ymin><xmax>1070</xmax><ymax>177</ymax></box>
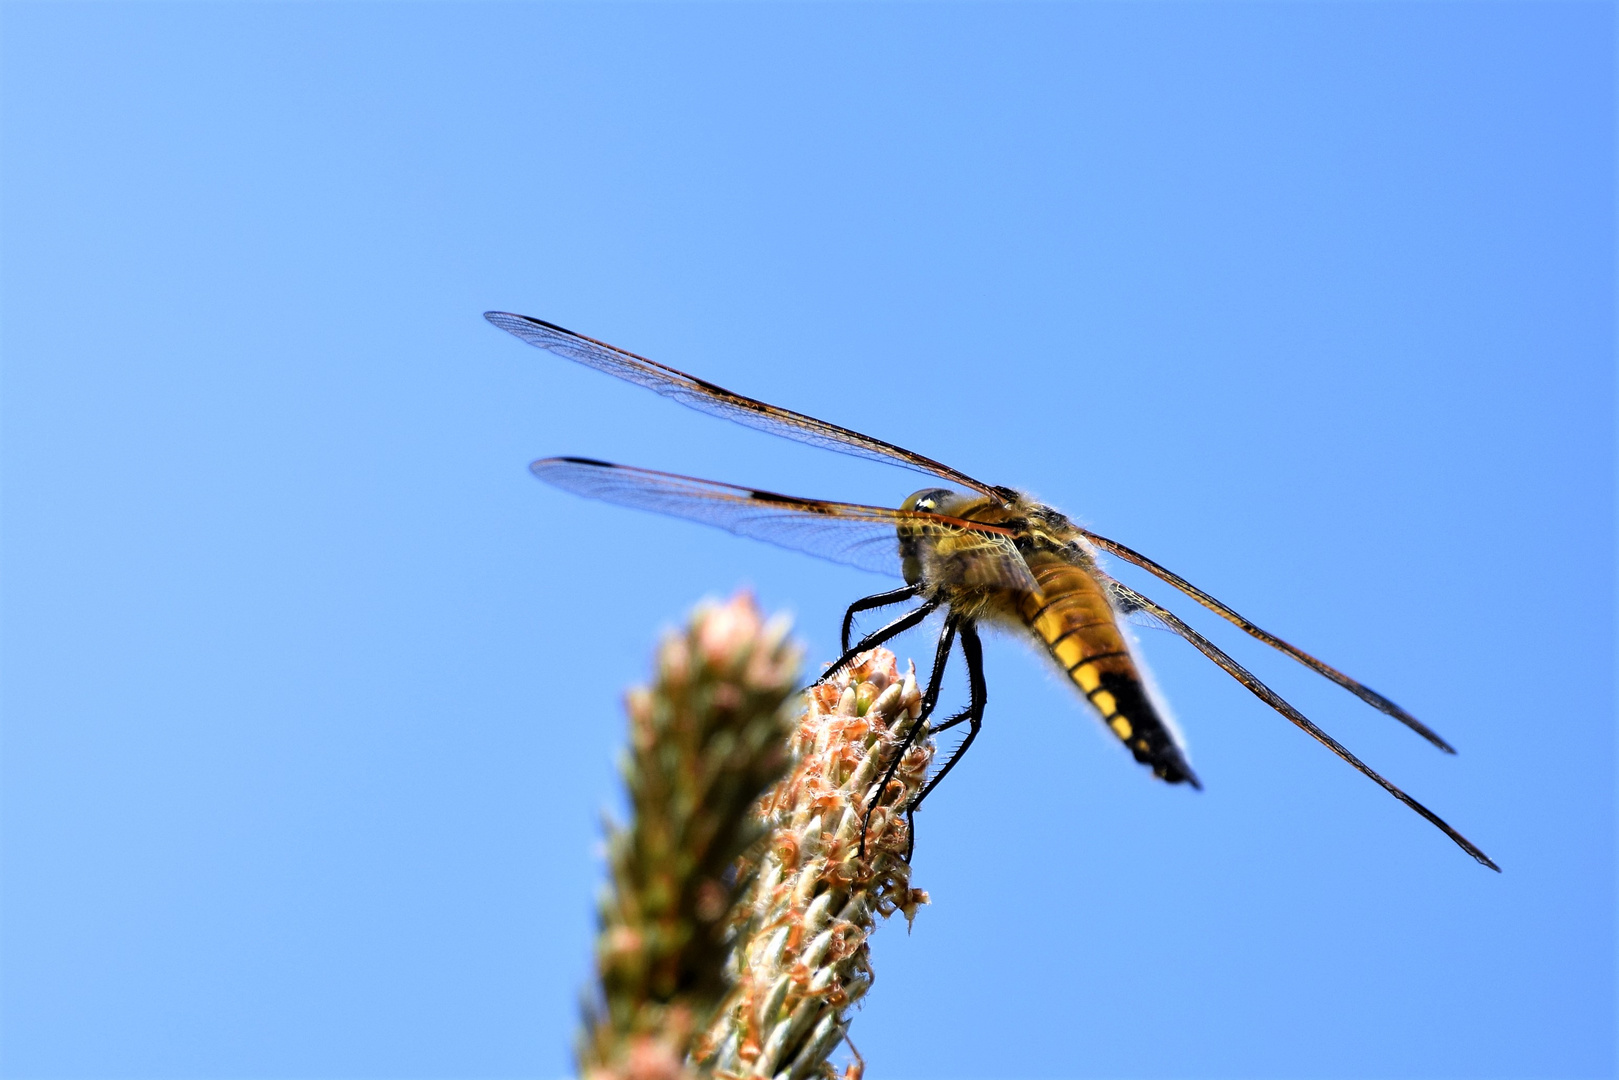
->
<box><xmin>1014</xmin><ymin>559</ymin><xmax>1199</xmax><ymax>787</ymax></box>
<box><xmin>1052</xmin><ymin>634</ymin><xmax>1086</xmax><ymax>669</ymax></box>
<box><xmin>1033</xmin><ymin>609</ymin><xmax>1066</xmax><ymax>641</ymax></box>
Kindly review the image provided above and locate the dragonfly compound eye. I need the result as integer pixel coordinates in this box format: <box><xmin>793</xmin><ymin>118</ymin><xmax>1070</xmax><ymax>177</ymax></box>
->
<box><xmin>901</xmin><ymin>487</ymin><xmax>957</xmax><ymax>513</ymax></box>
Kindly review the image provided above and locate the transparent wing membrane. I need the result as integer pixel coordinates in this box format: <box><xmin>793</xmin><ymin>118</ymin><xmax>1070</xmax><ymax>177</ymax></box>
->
<box><xmin>531</xmin><ymin>457</ymin><xmax>1027</xmax><ymax>581</ymax></box>
<box><xmin>487</xmin><ymin>311</ymin><xmax>1001</xmax><ymax>499</ymax></box>
<box><xmin>1105</xmin><ymin>578</ymin><xmax>1498</xmax><ymax>871</ymax></box>
<box><xmin>1083</xmin><ymin>529</ymin><xmax>1455</xmax><ymax>754</ymax></box>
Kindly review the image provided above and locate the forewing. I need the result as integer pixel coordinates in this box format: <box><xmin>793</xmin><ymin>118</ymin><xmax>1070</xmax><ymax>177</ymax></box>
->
<box><xmin>1081</xmin><ymin>527</ymin><xmax>1455</xmax><ymax>753</ymax></box>
<box><xmin>532</xmin><ymin>457</ymin><xmax>1028</xmax><ymax>580</ymax></box>
<box><xmin>488</xmin><ymin>311</ymin><xmax>1001</xmax><ymax>500</ymax></box>
<box><xmin>1104</xmin><ymin>578</ymin><xmax>1498</xmax><ymax>871</ymax></box>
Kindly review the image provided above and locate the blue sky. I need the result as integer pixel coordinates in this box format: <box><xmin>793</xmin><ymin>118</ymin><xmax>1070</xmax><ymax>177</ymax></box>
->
<box><xmin>2</xmin><ymin>4</ymin><xmax>1612</xmax><ymax>1078</ymax></box>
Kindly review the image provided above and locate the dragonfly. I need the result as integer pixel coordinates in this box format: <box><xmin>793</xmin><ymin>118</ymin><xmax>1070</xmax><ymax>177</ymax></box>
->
<box><xmin>486</xmin><ymin>310</ymin><xmax>1497</xmax><ymax>871</ymax></box>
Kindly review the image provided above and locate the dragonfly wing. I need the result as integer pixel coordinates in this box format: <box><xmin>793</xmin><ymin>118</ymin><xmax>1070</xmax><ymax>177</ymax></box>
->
<box><xmin>533</xmin><ymin>457</ymin><xmax>1025</xmax><ymax>580</ymax></box>
<box><xmin>1104</xmin><ymin>578</ymin><xmax>1499</xmax><ymax>871</ymax></box>
<box><xmin>1082</xmin><ymin>527</ymin><xmax>1455</xmax><ymax>753</ymax></box>
<box><xmin>488</xmin><ymin>311</ymin><xmax>1001</xmax><ymax>500</ymax></box>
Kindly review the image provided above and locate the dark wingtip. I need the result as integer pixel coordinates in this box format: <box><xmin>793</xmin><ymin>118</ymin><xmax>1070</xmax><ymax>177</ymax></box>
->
<box><xmin>1415</xmin><ymin>723</ymin><xmax>1459</xmax><ymax>755</ymax></box>
<box><xmin>485</xmin><ymin>310</ymin><xmax>578</xmax><ymax>335</ymax></box>
<box><xmin>531</xmin><ymin>456</ymin><xmax>615</xmax><ymax>474</ymax></box>
<box><xmin>1379</xmin><ymin>700</ymin><xmax>1458</xmax><ymax>754</ymax></box>
<box><xmin>484</xmin><ymin>310</ymin><xmax>538</xmax><ymax>334</ymax></box>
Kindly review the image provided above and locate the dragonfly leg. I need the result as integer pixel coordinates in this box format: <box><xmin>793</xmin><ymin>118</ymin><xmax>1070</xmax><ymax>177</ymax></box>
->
<box><xmin>859</xmin><ymin>614</ymin><xmax>958</xmax><ymax>858</ymax></box>
<box><xmin>908</xmin><ymin>620</ymin><xmax>985</xmax><ymax>817</ymax></box>
<box><xmin>817</xmin><ymin>597</ymin><xmax>941</xmax><ymax>686</ymax></box>
<box><xmin>841</xmin><ymin>585</ymin><xmax>922</xmax><ymax>653</ymax></box>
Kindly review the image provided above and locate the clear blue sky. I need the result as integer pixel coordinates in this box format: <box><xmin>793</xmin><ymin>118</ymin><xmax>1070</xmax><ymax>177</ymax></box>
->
<box><xmin>2</xmin><ymin>4</ymin><xmax>1612</xmax><ymax>1078</ymax></box>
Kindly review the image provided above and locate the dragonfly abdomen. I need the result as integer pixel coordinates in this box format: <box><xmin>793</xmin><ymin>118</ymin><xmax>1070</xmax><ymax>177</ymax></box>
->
<box><xmin>1018</xmin><ymin>562</ymin><xmax>1200</xmax><ymax>788</ymax></box>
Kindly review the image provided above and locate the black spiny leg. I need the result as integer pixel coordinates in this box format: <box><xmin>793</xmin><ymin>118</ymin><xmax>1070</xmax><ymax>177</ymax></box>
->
<box><xmin>905</xmin><ymin>617</ymin><xmax>985</xmax><ymax>834</ymax></box>
<box><xmin>859</xmin><ymin>614</ymin><xmax>959</xmax><ymax>857</ymax></box>
<box><xmin>841</xmin><ymin>585</ymin><xmax>922</xmax><ymax>653</ymax></box>
<box><xmin>817</xmin><ymin>597</ymin><xmax>941</xmax><ymax>686</ymax></box>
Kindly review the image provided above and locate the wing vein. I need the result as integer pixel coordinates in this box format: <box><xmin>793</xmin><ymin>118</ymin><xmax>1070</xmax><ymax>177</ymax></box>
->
<box><xmin>486</xmin><ymin>311</ymin><xmax>1003</xmax><ymax>500</ymax></box>
<box><xmin>1083</xmin><ymin>529</ymin><xmax>1454</xmax><ymax>753</ymax></box>
<box><xmin>1105</xmin><ymin>578</ymin><xmax>1497</xmax><ymax>871</ymax></box>
<box><xmin>530</xmin><ymin>457</ymin><xmax>1017</xmax><ymax>580</ymax></box>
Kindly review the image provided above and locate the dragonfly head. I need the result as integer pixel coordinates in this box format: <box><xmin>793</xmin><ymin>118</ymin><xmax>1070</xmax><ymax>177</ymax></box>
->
<box><xmin>898</xmin><ymin>488</ymin><xmax>965</xmax><ymax>586</ymax></box>
<box><xmin>901</xmin><ymin>487</ymin><xmax>972</xmax><ymax>516</ymax></box>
